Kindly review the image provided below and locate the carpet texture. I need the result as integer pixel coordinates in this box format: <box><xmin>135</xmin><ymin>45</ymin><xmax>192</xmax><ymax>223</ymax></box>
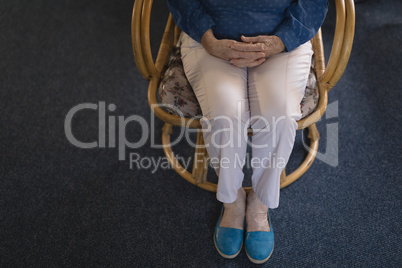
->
<box><xmin>1</xmin><ymin>0</ymin><xmax>401</xmax><ymax>266</ymax></box>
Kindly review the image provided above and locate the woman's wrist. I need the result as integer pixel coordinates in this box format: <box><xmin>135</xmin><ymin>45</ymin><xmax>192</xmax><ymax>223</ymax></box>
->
<box><xmin>272</xmin><ymin>35</ymin><xmax>286</xmax><ymax>53</ymax></box>
<box><xmin>201</xmin><ymin>29</ymin><xmax>217</xmax><ymax>53</ymax></box>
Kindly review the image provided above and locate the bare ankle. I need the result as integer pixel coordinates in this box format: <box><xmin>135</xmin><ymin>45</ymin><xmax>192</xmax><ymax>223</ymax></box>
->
<box><xmin>219</xmin><ymin>188</ymin><xmax>246</xmax><ymax>229</ymax></box>
<box><xmin>246</xmin><ymin>190</ymin><xmax>270</xmax><ymax>232</ymax></box>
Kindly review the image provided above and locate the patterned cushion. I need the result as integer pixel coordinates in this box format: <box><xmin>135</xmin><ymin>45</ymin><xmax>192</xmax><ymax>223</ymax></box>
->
<box><xmin>159</xmin><ymin>47</ymin><xmax>319</xmax><ymax>119</ymax></box>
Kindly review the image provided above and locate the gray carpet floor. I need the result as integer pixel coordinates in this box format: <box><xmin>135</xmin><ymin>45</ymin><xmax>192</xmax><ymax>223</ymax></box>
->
<box><xmin>1</xmin><ymin>0</ymin><xmax>401</xmax><ymax>266</ymax></box>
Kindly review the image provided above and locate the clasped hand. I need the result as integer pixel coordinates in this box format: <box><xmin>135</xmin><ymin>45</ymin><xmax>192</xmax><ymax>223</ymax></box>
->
<box><xmin>201</xmin><ymin>30</ymin><xmax>285</xmax><ymax>68</ymax></box>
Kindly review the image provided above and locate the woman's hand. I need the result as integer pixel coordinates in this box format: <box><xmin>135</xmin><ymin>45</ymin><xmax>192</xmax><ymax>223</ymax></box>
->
<box><xmin>231</xmin><ymin>35</ymin><xmax>286</xmax><ymax>58</ymax></box>
<box><xmin>201</xmin><ymin>29</ymin><xmax>266</xmax><ymax>68</ymax></box>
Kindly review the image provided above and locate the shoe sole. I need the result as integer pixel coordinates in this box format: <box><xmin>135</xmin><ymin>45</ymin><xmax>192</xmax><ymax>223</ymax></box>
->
<box><xmin>213</xmin><ymin>232</ymin><xmax>243</xmax><ymax>259</ymax></box>
<box><xmin>245</xmin><ymin>244</ymin><xmax>274</xmax><ymax>264</ymax></box>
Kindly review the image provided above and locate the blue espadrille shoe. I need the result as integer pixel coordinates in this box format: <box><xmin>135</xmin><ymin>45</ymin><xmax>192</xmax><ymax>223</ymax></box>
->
<box><xmin>245</xmin><ymin>210</ymin><xmax>274</xmax><ymax>264</ymax></box>
<box><xmin>213</xmin><ymin>206</ymin><xmax>244</xmax><ymax>259</ymax></box>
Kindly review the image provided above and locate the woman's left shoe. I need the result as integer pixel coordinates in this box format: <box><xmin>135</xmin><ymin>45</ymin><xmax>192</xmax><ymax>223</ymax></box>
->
<box><xmin>244</xmin><ymin>210</ymin><xmax>274</xmax><ymax>264</ymax></box>
<box><xmin>213</xmin><ymin>206</ymin><xmax>244</xmax><ymax>259</ymax></box>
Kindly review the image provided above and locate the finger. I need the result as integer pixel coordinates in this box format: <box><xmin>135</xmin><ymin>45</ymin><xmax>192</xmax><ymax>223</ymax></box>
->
<box><xmin>263</xmin><ymin>46</ymin><xmax>283</xmax><ymax>57</ymax></box>
<box><xmin>241</xmin><ymin>35</ymin><xmax>265</xmax><ymax>43</ymax></box>
<box><xmin>230</xmin><ymin>60</ymin><xmax>248</xmax><ymax>68</ymax></box>
<box><xmin>231</xmin><ymin>50</ymin><xmax>265</xmax><ymax>60</ymax></box>
<box><xmin>230</xmin><ymin>57</ymin><xmax>265</xmax><ymax>68</ymax></box>
<box><xmin>246</xmin><ymin>57</ymin><xmax>266</xmax><ymax>67</ymax></box>
<box><xmin>230</xmin><ymin>42</ymin><xmax>264</xmax><ymax>52</ymax></box>
<box><xmin>230</xmin><ymin>58</ymin><xmax>251</xmax><ymax>68</ymax></box>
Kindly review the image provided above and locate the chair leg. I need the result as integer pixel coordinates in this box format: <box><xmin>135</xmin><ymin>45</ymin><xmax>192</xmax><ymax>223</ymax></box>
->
<box><xmin>161</xmin><ymin>123</ymin><xmax>217</xmax><ymax>192</ymax></box>
<box><xmin>280</xmin><ymin>169</ymin><xmax>287</xmax><ymax>185</ymax></box>
<box><xmin>192</xmin><ymin>129</ymin><xmax>209</xmax><ymax>185</ymax></box>
<box><xmin>280</xmin><ymin>123</ymin><xmax>320</xmax><ymax>188</ymax></box>
<box><xmin>161</xmin><ymin>122</ymin><xmax>319</xmax><ymax>192</ymax></box>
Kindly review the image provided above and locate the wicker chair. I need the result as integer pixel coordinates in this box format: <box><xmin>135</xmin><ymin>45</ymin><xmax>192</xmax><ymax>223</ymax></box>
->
<box><xmin>131</xmin><ymin>0</ymin><xmax>355</xmax><ymax>193</ymax></box>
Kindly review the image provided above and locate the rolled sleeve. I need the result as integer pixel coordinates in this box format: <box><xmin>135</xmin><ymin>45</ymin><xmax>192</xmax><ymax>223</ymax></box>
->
<box><xmin>274</xmin><ymin>0</ymin><xmax>328</xmax><ymax>52</ymax></box>
<box><xmin>167</xmin><ymin>0</ymin><xmax>216</xmax><ymax>43</ymax></box>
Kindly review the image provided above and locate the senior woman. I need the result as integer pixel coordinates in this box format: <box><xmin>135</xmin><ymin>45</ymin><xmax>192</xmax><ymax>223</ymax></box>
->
<box><xmin>167</xmin><ymin>0</ymin><xmax>328</xmax><ymax>263</ymax></box>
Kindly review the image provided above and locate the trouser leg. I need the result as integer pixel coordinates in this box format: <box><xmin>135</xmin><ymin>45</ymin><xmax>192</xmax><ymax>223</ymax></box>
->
<box><xmin>180</xmin><ymin>33</ymin><xmax>250</xmax><ymax>203</ymax></box>
<box><xmin>247</xmin><ymin>42</ymin><xmax>314</xmax><ymax>208</ymax></box>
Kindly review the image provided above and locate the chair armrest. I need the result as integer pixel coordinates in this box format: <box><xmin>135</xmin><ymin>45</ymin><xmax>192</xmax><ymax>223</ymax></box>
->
<box><xmin>132</xmin><ymin>0</ymin><xmax>157</xmax><ymax>80</ymax></box>
<box><xmin>132</xmin><ymin>0</ymin><xmax>175</xmax><ymax>81</ymax></box>
<box><xmin>320</xmin><ymin>0</ymin><xmax>355</xmax><ymax>90</ymax></box>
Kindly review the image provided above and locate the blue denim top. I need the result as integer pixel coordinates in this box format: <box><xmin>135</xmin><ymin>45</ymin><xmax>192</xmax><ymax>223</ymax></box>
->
<box><xmin>167</xmin><ymin>0</ymin><xmax>328</xmax><ymax>51</ymax></box>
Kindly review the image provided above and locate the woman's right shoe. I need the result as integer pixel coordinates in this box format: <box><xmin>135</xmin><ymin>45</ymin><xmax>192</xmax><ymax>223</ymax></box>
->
<box><xmin>213</xmin><ymin>206</ymin><xmax>244</xmax><ymax>259</ymax></box>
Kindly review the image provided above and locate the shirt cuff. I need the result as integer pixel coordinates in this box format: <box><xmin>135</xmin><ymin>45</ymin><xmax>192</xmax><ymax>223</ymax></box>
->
<box><xmin>274</xmin><ymin>24</ymin><xmax>299</xmax><ymax>52</ymax></box>
<box><xmin>192</xmin><ymin>15</ymin><xmax>215</xmax><ymax>43</ymax></box>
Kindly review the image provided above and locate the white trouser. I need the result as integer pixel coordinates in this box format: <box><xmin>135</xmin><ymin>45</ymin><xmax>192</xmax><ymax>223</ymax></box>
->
<box><xmin>180</xmin><ymin>32</ymin><xmax>313</xmax><ymax>208</ymax></box>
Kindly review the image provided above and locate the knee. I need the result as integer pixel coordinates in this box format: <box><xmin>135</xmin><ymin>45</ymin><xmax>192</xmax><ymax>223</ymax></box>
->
<box><xmin>251</xmin><ymin>112</ymin><xmax>298</xmax><ymax>135</ymax></box>
<box><xmin>250</xmin><ymin>99</ymin><xmax>302</xmax><ymax>131</ymax></box>
<box><xmin>202</xmin><ymin>101</ymin><xmax>249</xmax><ymax>129</ymax></box>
